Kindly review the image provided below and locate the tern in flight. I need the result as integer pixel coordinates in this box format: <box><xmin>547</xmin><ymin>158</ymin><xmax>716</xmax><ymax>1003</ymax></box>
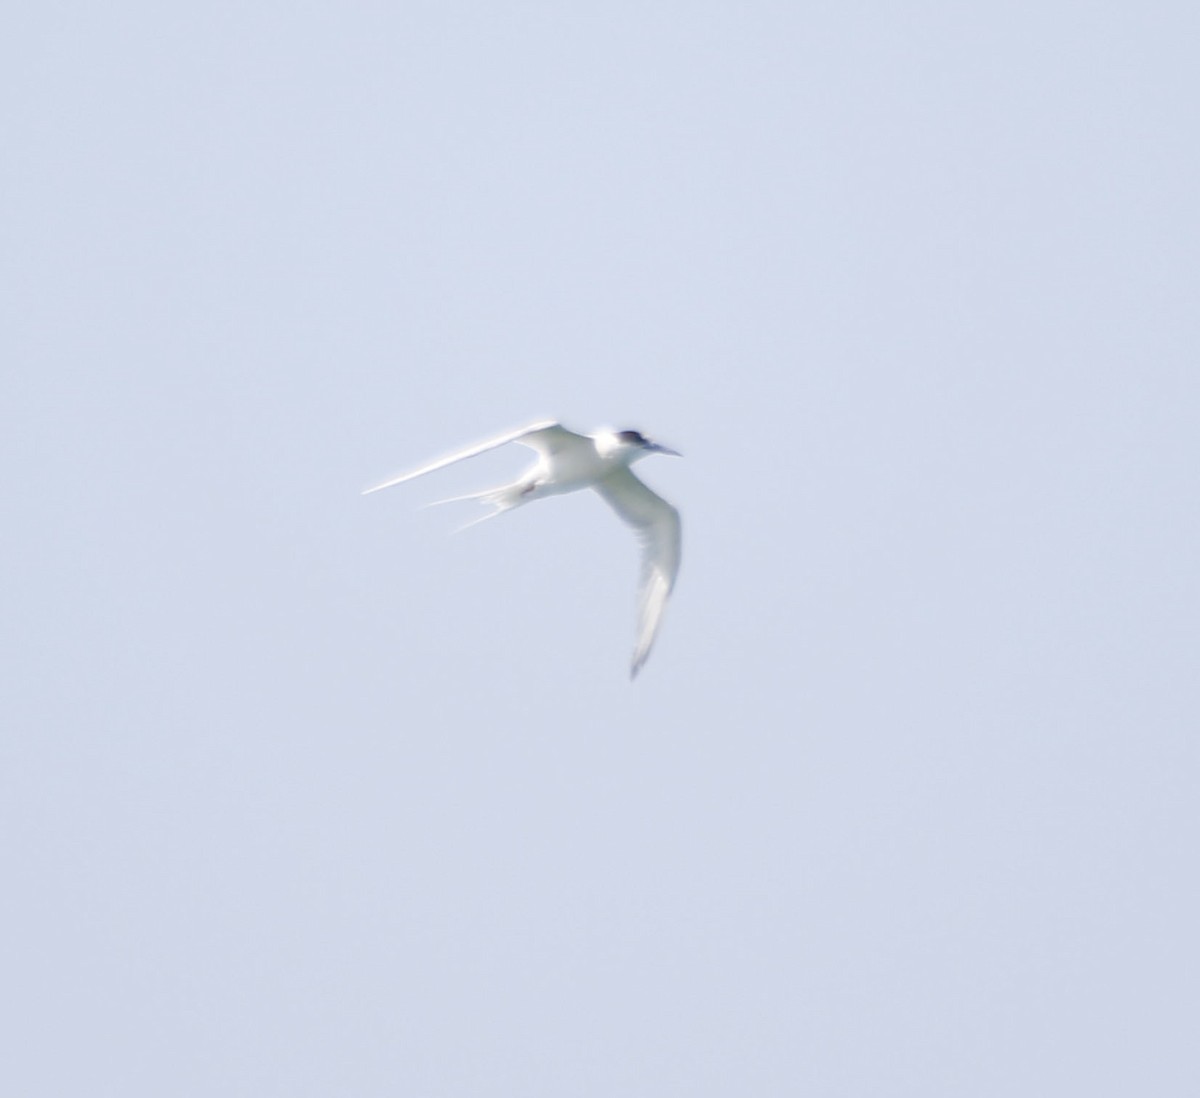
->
<box><xmin>363</xmin><ymin>421</ymin><xmax>682</xmax><ymax>678</ymax></box>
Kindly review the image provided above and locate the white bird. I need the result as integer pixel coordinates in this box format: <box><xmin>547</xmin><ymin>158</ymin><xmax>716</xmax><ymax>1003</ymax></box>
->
<box><xmin>363</xmin><ymin>420</ymin><xmax>682</xmax><ymax>678</ymax></box>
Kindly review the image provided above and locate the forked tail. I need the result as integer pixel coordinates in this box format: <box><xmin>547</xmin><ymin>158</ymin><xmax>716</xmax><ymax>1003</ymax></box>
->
<box><xmin>424</xmin><ymin>480</ymin><xmax>533</xmax><ymax>531</ymax></box>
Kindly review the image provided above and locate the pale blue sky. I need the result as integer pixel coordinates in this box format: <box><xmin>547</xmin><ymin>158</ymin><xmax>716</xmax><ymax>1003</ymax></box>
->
<box><xmin>4</xmin><ymin>3</ymin><xmax>1197</xmax><ymax>1094</ymax></box>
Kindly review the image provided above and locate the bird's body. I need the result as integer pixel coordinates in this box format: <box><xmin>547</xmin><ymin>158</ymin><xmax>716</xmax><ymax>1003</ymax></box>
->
<box><xmin>363</xmin><ymin>421</ymin><xmax>681</xmax><ymax>678</ymax></box>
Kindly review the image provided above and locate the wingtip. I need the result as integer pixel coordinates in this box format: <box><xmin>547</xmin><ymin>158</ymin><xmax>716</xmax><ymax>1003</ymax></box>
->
<box><xmin>361</xmin><ymin>472</ymin><xmax>416</xmax><ymax>496</ymax></box>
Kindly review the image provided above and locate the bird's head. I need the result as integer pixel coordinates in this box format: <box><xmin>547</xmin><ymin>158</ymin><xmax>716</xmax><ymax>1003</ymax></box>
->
<box><xmin>602</xmin><ymin>428</ymin><xmax>682</xmax><ymax>464</ymax></box>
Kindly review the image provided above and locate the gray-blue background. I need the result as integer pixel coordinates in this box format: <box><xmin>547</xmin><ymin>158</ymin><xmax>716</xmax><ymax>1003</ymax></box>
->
<box><xmin>5</xmin><ymin>3</ymin><xmax>1196</xmax><ymax>1094</ymax></box>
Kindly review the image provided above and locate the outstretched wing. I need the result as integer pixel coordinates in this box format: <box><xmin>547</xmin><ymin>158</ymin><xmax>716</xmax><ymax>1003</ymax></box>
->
<box><xmin>362</xmin><ymin>421</ymin><xmax>585</xmax><ymax>495</ymax></box>
<box><xmin>593</xmin><ymin>467</ymin><xmax>681</xmax><ymax>678</ymax></box>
